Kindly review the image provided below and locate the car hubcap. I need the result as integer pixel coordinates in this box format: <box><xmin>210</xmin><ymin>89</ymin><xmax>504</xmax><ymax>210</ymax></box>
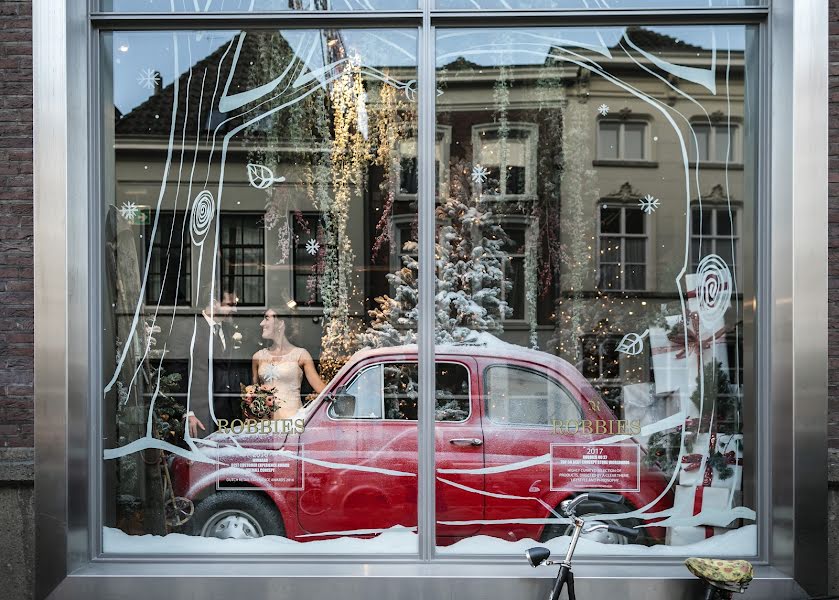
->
<box><xmin>201</xmin><ymin>510</ymin><xmax>264</xmax><ymax>540</ymax></box>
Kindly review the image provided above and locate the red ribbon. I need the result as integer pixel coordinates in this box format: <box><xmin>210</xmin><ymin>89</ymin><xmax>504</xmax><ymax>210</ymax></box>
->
<box><xmin>692</xmin><ymin>486</ymin><xmax>716</xmax><ymax>538</ymax></box>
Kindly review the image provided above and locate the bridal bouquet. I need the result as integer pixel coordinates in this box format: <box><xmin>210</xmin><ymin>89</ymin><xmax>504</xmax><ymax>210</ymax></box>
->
<box><xmin>240</xmin><ymin>384</ymin><xmax>277</xmax><ymax>421</ymax></box>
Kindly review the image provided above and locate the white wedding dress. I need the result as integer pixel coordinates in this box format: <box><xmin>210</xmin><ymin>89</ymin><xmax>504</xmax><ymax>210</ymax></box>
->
<box><xmin>255</xmin><ymin>347</ymin><xmax>305</xmax><ymax>418</ymax></box>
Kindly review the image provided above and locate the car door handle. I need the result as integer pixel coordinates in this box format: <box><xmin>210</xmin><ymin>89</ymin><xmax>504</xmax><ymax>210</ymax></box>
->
<box><xmin>449</xmin><ymin>438</ymin><xmax>483</xmax><ymax>447</ymax></box>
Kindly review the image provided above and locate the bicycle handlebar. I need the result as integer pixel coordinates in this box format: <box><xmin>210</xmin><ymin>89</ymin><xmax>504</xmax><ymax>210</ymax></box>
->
<box><xmin>587</xmin><ymin>492</ymin><xmax>625</xmax><ymax>504</ymax></box>
<box><xmin>606</xmin><ymin>524</ymin><xmax>640</xmax><ymax>542</ymax></box>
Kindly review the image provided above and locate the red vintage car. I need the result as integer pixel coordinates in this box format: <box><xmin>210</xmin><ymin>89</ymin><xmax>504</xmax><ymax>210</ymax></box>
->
<box><xmin>171</xmin><ymin>343</ymin><xmax>673</xmax><ymax>546</ymax></box>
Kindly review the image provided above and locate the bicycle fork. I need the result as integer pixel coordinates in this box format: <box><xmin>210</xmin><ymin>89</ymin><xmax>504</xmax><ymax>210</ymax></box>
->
<box><xmin>547</xmin><ymin>517</ymin><xmax>584</xmax><ymax>600</ymax></box>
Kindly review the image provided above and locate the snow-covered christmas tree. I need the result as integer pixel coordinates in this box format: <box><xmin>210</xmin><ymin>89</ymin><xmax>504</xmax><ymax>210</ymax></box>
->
<box><xmin>361</xmin><ymin>158</ymin><xmax>512</xmax><ymax>347</ymax></box>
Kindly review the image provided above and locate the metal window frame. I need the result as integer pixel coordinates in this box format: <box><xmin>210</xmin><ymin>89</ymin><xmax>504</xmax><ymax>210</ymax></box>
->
<box><xmin>33</xmin><ymin>0</ymin><xmax>828</xmax><ymax>598</ymax></box>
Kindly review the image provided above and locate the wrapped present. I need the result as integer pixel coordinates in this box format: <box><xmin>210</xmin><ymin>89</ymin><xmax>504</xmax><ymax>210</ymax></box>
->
<box><xmin>649</xmin><ymin>312</ymin><xmax>729</xmax><ymax>412</ymax></box>
<box><xmin>673</xmin><ymin>483</ymin><xmax>732</xmax><ymax>520</ymax></box>
<box><xmin>667</xmin><ymin>525</ymin><xmax>729</xmax><ymax>546</ymax></box>
<box><xmin>678</xmin><ymin>432</ymin><xmax>711</xmax><ymax>487</ymax></box>
<box><xmin>708</xmin><ymin>433</ymin><xmax>743</xmax><ymax>491</ymax></box>
<box><xmin>667</xmin><ymin>483</ymin><xmax>742</xmax><ymax>545</ymax></box>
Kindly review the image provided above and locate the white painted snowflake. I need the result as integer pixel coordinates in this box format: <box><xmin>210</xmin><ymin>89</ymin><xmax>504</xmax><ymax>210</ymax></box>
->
<box><xmin>471</xmin><ymin>164</ymin><xmax>490</xmax><ymax>184</ymax></box>
<box><xmin>137</xmin><ymin>68</ymin><xmax>160</xmax><ymax>90</ymax></box>
<box><xmin>119</xmin><ymin>201</ymin><xmax>139</xmax><ymax>221</ymax></box>
<box><xmin>305</xmin><ymin>238</ymin><xmax>320</xmax><ymax>256</ymax></box>
<box><xmin>598</xmin><ymin>103</ymin><xmax>610</xmax><ymax>117</ymax></box>
<box><xmin>639</xmin><ymin>194</ymin><xmax>661</xmax><ymax>215</ymax></box>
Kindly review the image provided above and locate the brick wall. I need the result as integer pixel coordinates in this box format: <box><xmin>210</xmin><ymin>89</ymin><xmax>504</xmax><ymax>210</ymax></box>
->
<box><xmin>831</xmin><ymin>0</ymin><xmax>839</xmax><ymax>450</ymax></box>
<box><xmin>0</xmin><ymin>0</ymin><xmax>33</xmax><ymax>449</ymax></box>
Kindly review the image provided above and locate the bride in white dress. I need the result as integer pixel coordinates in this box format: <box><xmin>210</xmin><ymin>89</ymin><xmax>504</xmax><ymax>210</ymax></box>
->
<box><xmin>252</xmin><ymin>309</ymin><xmax>326</xmax><ymax>419</ymax></box>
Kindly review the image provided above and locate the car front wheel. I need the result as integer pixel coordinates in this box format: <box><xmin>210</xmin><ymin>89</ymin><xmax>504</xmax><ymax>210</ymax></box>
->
<box><xmin>540</xmin><ymin>498</ymin><xmax>643</xmax><ymax>545</ymax></box>
<box><xmin>189</xmin><ymin>491</ymin><xmax>285</xmax><ymax>540</ymax></box>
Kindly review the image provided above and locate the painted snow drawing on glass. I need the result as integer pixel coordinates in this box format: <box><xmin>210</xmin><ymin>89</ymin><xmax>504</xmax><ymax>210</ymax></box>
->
<box><xmin>101</xmin><ymin>23</ymin><xmax>753</xmax><ymax>554</ymax></box>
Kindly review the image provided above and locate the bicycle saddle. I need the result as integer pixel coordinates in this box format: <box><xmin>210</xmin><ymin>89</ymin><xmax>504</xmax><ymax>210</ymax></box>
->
<box><xmin>685</xmin><ymin>558</ymin><xmax>754</xmax><ymax>592</ymax></box>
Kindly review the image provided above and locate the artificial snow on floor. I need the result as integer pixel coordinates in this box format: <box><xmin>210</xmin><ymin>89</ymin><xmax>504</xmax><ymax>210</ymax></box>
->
<box><xmin>103</xmin><ymin>524</ymin><xmax>756</xmax><ymax>557</ymax></box>
<box><xmin>437</xmin><ymin>525</ymin><xmax>757</xmax><ymax>556</ymax></box>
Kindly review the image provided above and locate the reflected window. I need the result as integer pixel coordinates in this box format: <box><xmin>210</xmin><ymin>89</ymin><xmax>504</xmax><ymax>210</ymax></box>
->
<box><xmin>597</xmin><ymin>120</ymin><xmax>648</xmax><ymax>161</ymax></box>
<box><xmin>499</xmin><ymin>220</ymin><xmax>534</xmax><ymax>321</ymax></box>
<box><xmin>292</xmin><ymin>212</ymin><xmax>324</xmax><ymax>306</ymax></box>
<box><xmin>692</xmin><ymin>122</ymin><xmax>739</xmax><ymax>164</ymax></box>
<box><xmin>691</xmin><ymin>205</ymin><xmax>739</xmax><ymax>272</ymax></box>
<box><xmin>598</xmin><ymin>204</ymin><xmax>647</xmax><ymax>292</ymax></box>
<box><xmin>472</xmin><ymin>124</ymin><xmax>537</xmax><ymax>198</ymax></box>
<box><xmin>396</xmin><ymin>127</ymin><xmax>451</xmax><ymax>198</ymax></box>
<box><xmin>580</xmin><ymin>334</ymin><xmax>623</xmax><ymax>414</ymax></box>
<box><xmin>485</xmin><ymin>365</ymin><xmax>581</xmax><ymax>425</ymax></box>
<box><xmin>145</xmin><ymin>211</ymin><xmax>191</xmax><ymax>306</ymax></box>
<box><xmin>219</xmin><ymin>213</ymin><xmax>265</xmax><ymax>307</ymax></box>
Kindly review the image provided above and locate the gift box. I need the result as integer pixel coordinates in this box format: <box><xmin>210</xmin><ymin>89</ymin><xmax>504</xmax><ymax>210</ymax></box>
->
<box><xmin>649</xmin><ymin>313</ymin><xmax>729</xmax><ymax>415</ymax></box>
<box><xmin>666</xmin><ymin>525</ymin><xmax>729</xmax><ymax>546</ymax></box>
<box><xmin>708</xmin><ymin>433</ymin><xmax>743</xmax><ymax>491</ymax></box>
<box><xmin>677</xmin><ymin>432</ymin><xmax>711</xmax><ymax>487</ymax></box>
<box><xmin>666</xmin><ymin>483</ymin><xmax>740</xmax><ymax>545</ymax></box>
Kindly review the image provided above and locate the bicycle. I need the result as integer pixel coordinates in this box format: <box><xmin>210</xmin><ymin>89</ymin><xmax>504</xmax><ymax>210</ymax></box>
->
<box><xmin>525</xmin><ymin>492</ymin><xmax>641</xmax><ymax>600</ymax></box>
<box><xmin>525</xmin><ymin>491</ymin><xmax>755</xmax><ymax>600</ymax></box>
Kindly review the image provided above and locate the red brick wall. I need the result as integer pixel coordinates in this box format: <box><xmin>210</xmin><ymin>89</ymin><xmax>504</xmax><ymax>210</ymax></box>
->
<box><xmin>0</xmin><ymin>0</ymin><xmax>33</xmax><ymax>449</ymax></box>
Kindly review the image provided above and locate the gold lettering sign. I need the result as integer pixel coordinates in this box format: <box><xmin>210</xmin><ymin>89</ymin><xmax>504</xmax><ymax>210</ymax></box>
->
<box><xmin>552</xmin><ymin>419</ymin><xmax>641</xmax><ymax>436</ymax></box>
<box><xmin>216</xmin><ymin>418</ymin><xmax>305</xmax><ymax>435</ymax></box>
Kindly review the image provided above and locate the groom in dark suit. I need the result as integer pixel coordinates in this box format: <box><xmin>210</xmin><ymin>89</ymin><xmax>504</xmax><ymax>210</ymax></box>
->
<box><xmin>187</xmin><ymin>290</ymin><xmax>246</xmax><ymax>437</ymax></box>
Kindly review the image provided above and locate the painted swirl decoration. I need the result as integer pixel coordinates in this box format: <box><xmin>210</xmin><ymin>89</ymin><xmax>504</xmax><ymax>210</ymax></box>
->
<box><xmin>190</xmin><ymin>190</ymin><xmax>215</xmax><ymax>246</ymax></box>
<box><xmin>695</xmin><ymin>254</ymin><xmax>732</xmax><ymax>322</ymax></box>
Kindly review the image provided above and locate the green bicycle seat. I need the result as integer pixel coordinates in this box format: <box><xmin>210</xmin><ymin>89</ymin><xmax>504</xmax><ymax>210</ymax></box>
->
<box><xmin>685</xmin><ymin>558</ymin><xmax>754</xmax><ymax>587</ymax></box>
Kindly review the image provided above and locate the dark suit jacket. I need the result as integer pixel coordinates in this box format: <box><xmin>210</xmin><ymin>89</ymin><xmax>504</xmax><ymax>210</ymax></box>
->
<box><xmin>188</xmin><ymin>315</ymin><xmax>246</xmax><ymax>434</ymax></box>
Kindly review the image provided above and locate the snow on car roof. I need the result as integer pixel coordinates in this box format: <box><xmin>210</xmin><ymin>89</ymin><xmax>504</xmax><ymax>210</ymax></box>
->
<box><xmin>351</xmin><ymin>332</ymin><xmax>577</xmax><ymax>370</ymax></box>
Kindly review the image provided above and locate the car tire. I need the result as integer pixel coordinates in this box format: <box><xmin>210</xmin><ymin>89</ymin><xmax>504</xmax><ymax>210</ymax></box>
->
<box><xmin>540</xmin><ymin>497</ymin><xmax>646</xmax><ymax>545</ymax></box>
<box><xmin>188</xmin><ymin>491</ymin><xmax>285</xmax><ymax>540</ymax></box>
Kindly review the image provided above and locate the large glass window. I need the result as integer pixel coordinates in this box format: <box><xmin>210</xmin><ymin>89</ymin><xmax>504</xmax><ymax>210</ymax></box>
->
<box><xmin>99</xmin><ymin>20</ymin><xmax>758</xmax><ymax>561</ymax></box>
<box><xmin>435</xmin><ymin>25</ymin><xmax>755</xmax><ymax>555</ymax></box>
<box><xmin>102</xmin><ymin>28</ymin><xmax>419</xmax><ymax>553</ymax></box>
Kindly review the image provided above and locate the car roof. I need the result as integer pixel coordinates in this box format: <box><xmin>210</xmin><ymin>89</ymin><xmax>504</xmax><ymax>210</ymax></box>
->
<box><xmin>351</xmin><ymin>333</ymin><xmax>580</xmax><ymax>374</ymax></box>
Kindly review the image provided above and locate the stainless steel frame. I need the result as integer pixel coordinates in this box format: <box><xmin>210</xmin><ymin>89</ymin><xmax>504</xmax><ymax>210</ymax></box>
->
<box><xmin>33</xmin><ymin>0</ymin><xmax>828</xmax><ymax>598</ymax></box>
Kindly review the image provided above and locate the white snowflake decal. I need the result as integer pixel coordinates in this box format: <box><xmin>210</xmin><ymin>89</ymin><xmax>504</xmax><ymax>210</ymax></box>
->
<box><xmin>471</xmin><ymin>164</ymin><xmax>490</xmax><ymax>184</ymax></box>
<box><xmin>597</xmin><ymin>103</ymin><xmax>610</xmax><ymax>117</ymax></box>
<box><xmin>305</xmin><ymin>238</ymin><xmax>320</xmax><ymax>256</ymax></box>
<box><xmin>137</xmin><ymin>68</ymin><xmax>160</xmax><ymax>90</ymax></box>
<box><xmin>119</xmin><ymin>201</ymin><xmax>139</xmax><ymax>221</ymax></box>
<box><xmin>639</xmin><ymin>194</ymin><xmax>661</xmax><ymax>215</ymax></box>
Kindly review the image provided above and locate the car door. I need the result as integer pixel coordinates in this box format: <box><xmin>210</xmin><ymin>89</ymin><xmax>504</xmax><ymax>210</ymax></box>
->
<box><xmin>296</xmin><ymin>360</ymin><xmax>419</xmax><ymax>537</ymax></box>
<box><xmin>479</xmin><ymin>361</ymin><xmax>585</xmax><ymax>541</ymax></box>
<box><xmin>434</xmin><ymin>357</ymin><xmax>485</xmax><ymax>540</ymax></box>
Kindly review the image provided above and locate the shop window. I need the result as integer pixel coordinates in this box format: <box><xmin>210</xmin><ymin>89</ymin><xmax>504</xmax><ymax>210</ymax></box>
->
<box><xmin>219</xmin><ymin>213</ymin><xmax>265</xmax><ymax>307</ymax></box>
<box><xmin>597</xmin><ymin>120</ymin><xmax>648</xmax><ymax>161</ymax></box>
<box><xmin>598</xmin><ymin>204</ymin><xmax>647</xmax><ymax>291</ymax></box>
<box><xmin>145</xmin><ymin>211</ymin><xmax>191</xmax><ymax>306</ymax></box>
<box><xmin>471</xmin><ymin>123</ymin><xmax>537</xmax><ymax>198</ymax></box>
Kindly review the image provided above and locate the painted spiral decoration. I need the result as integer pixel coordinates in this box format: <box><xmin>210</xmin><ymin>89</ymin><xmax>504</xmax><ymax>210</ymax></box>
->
<box><xmin>190</xmin><ymin>190</ymin><xmax>215</xmax><ymax>246</ymax></box>
<box><xmin>695</xmin><ymin>254</ymin><xmax>732</xmax><ymax>322</ymax></box>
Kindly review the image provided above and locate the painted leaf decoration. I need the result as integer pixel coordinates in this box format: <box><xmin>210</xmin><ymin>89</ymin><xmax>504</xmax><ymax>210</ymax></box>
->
<box><xmin>247</xmin><ymin>163</ymin><xmax>275</xmax><ymax>189</ymax></box>
<box><xmin>616</xmin><ymin>333</ymin><xmax>645</xmax><ymax>356</ymax></box>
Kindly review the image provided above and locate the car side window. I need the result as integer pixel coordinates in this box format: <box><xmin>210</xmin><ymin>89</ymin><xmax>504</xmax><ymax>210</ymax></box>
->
<box><xmin>377</xmin><ymin>362</ymin><xmax>471</xmax><ymax>422</ymax></box>
<box><xmin>329</xmin><ymin>364</ymin><xmax>383</xmax><ymax>419</ymax></box>
<box><xmin>485</xmin><ymin>365</ymin><xmax>581</xmax><ymax>425</ymax></box>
